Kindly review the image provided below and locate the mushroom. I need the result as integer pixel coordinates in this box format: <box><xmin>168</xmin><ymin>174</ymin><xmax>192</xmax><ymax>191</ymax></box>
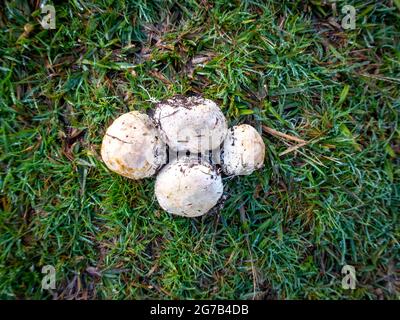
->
<box><xmin>222</xmin><ymin>124</ymin><xmax>265</xmax><ymax>176</ymax></box>
<box><xmin>153</xmin><ymin>95</ymin><xmax>227</xmax><ymax>153</ymax></box>
<box><xmin>154</xmin><ymin>157</ymin><xmax>223</xmax><ymax>217</ymax></box>
<box><xmin>101</xmin><ymin>111</ymin><xmax>167</xmax><ymax>179</ymax></box>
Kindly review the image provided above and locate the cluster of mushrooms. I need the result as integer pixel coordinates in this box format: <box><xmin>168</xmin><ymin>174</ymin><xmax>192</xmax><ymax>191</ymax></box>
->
<box><xmin>101</xmin><ymin>96</ymin><xmax>265</xmax><ymax>217</ymax></box>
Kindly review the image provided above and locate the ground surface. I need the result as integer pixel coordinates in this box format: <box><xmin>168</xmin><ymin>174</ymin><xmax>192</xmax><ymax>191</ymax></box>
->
<box><xmin>0</xmin><ymin>0</ymin><xmax>399</xmax><ymax>299</ymax></box>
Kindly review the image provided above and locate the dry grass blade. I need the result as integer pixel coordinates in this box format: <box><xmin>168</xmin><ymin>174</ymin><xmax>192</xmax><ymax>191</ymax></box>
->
<box><xmin>262</xmin><ymin>125</ymin><xmax>306</xmax><ymax>144</ymax></box>
<box><xmin>279</xmin><ymin>141</ymin><xmax>310</xmax><ymax>156</ymax></box>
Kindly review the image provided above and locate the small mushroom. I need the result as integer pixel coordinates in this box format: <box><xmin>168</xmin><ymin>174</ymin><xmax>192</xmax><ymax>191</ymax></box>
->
<box><xmin>222</xmin><ymin>124</ymin><xmax>265</xmax><ymax>176</ymax></box>
<box><xmin>153</xmin><ymin>95</ymin><xmax>227</xmax><ymax>153</ymax></box>
<box><xmin>101</xmin><ymin>111</ymin><xmax>167</xmax><ymax>179</ymax></box>
<box><xmin>154</xmin><ymin>157</ymin><xmax>223</xmax><ymax>217</ymax></box>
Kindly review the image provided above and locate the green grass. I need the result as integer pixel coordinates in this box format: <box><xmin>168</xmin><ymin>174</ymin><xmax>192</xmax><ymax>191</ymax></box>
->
<box><xmin>0</xmin><ymin>0</ymin><xmax>399</xmax><ymax>299</ymax></box>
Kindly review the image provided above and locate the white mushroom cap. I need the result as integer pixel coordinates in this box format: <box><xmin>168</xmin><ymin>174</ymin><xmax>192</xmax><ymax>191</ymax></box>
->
<box><xmin>153</xmin><ymin>96</ymin><xmax>227</xmax><ymax>153</ymax></box>
<box><xmin>155</xmin><ymin>157</ymin><xmax>223</xmax><ymax>217</ymax></box>
<box><xmin>101</xmin><ymin>111</ymin><xmax>167</xmax><ymax>179</ymax></box>
<box><xmin>222</xmin><ymin>124</ymin><xmax>265</xmax><ymax>176</ymax></box>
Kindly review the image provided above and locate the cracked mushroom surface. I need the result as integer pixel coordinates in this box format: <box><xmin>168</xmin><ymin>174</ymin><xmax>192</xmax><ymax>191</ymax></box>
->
<box><xmin>222</xmin><ymin>124</ymin><xmax>265</xmax><ymax>176</ymax></box>
<box><xmin>101</xmin><ymin>111</ymin><xmax>167</xmax><ymax>179</ymax></box>
<box><xmin>153</xmin><ymin>96</ymin><xmax>228</xmax><ymax>153</ymax></box>
<box><xmin>155</xmin><ymin>157</ymin><xmax>223</xmax><ymax>217</ymax></box>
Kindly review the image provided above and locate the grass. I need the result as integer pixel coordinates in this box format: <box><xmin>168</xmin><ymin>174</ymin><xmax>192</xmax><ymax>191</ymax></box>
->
<box><xmin>0</xmin><ymin>0</ymin><xmax>399</xmax><ymax>299</ymax></box>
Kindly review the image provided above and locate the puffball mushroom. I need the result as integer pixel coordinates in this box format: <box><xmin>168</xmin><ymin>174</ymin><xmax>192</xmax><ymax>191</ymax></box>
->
<box><xmin>155</xmin><ymin>157</ymin><xmax>223</xmax><ymax>217</ymax></box>
<box><xmin>101</xmin><ymin>111</ymin><xmax>167</xmax><ymax>179</ymax></box>
<box><xmin>222</xmin><ymin>124</ymin><xmax>265</xmax><ymax>176</ymax></box>
<box><xmin>154</xmin><ymin>96</ymin><xmax>228</xmax><ymax>153</ymax></box>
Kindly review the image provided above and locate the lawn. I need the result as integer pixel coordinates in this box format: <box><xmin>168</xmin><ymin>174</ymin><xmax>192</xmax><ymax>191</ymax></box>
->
<box><xmin>0</xmin><ymin>0</ymin><xmax>399</xmax><ymax>299</ymax></box>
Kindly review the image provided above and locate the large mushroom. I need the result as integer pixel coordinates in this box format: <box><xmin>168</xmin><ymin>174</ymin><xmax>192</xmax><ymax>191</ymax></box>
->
<box><xmin>101</xmin><ymin>111</ymin><xmax>167</xmax><ymax>179</ymax></box>
<box><xmin>222</xmin><ymin>124</ymin><xmax>265</xmax><ymax>176</ymax></box>
<box><xmin>153</xmin><ymin>96</ymin><xmax>227</xmax><ymax>154</ymax></box>
<box><xmin>154</xmin><ymin>157</ymin><xmax>223</xmax><ymax>217</ymax></box>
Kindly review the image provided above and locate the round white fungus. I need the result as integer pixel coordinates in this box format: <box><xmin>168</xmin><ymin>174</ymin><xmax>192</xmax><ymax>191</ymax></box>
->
<box><xmin>153</xmin><ymin>96</ymin><xmax>227</xmax><ymax>153</ymax></box>
<box><xmin>154</xmin><ymin>157</ymin><xmax>223</xmax><ymax>217</ymax></box>
<box><xmin>222</xmin><ymin>124</ymin><xmax>265</xmax><ymax>176</ymax></box>
<box><xmin>101</xmin><ymin>111</ymin><xmax>167</xmax><ymax>180</ymax></box>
